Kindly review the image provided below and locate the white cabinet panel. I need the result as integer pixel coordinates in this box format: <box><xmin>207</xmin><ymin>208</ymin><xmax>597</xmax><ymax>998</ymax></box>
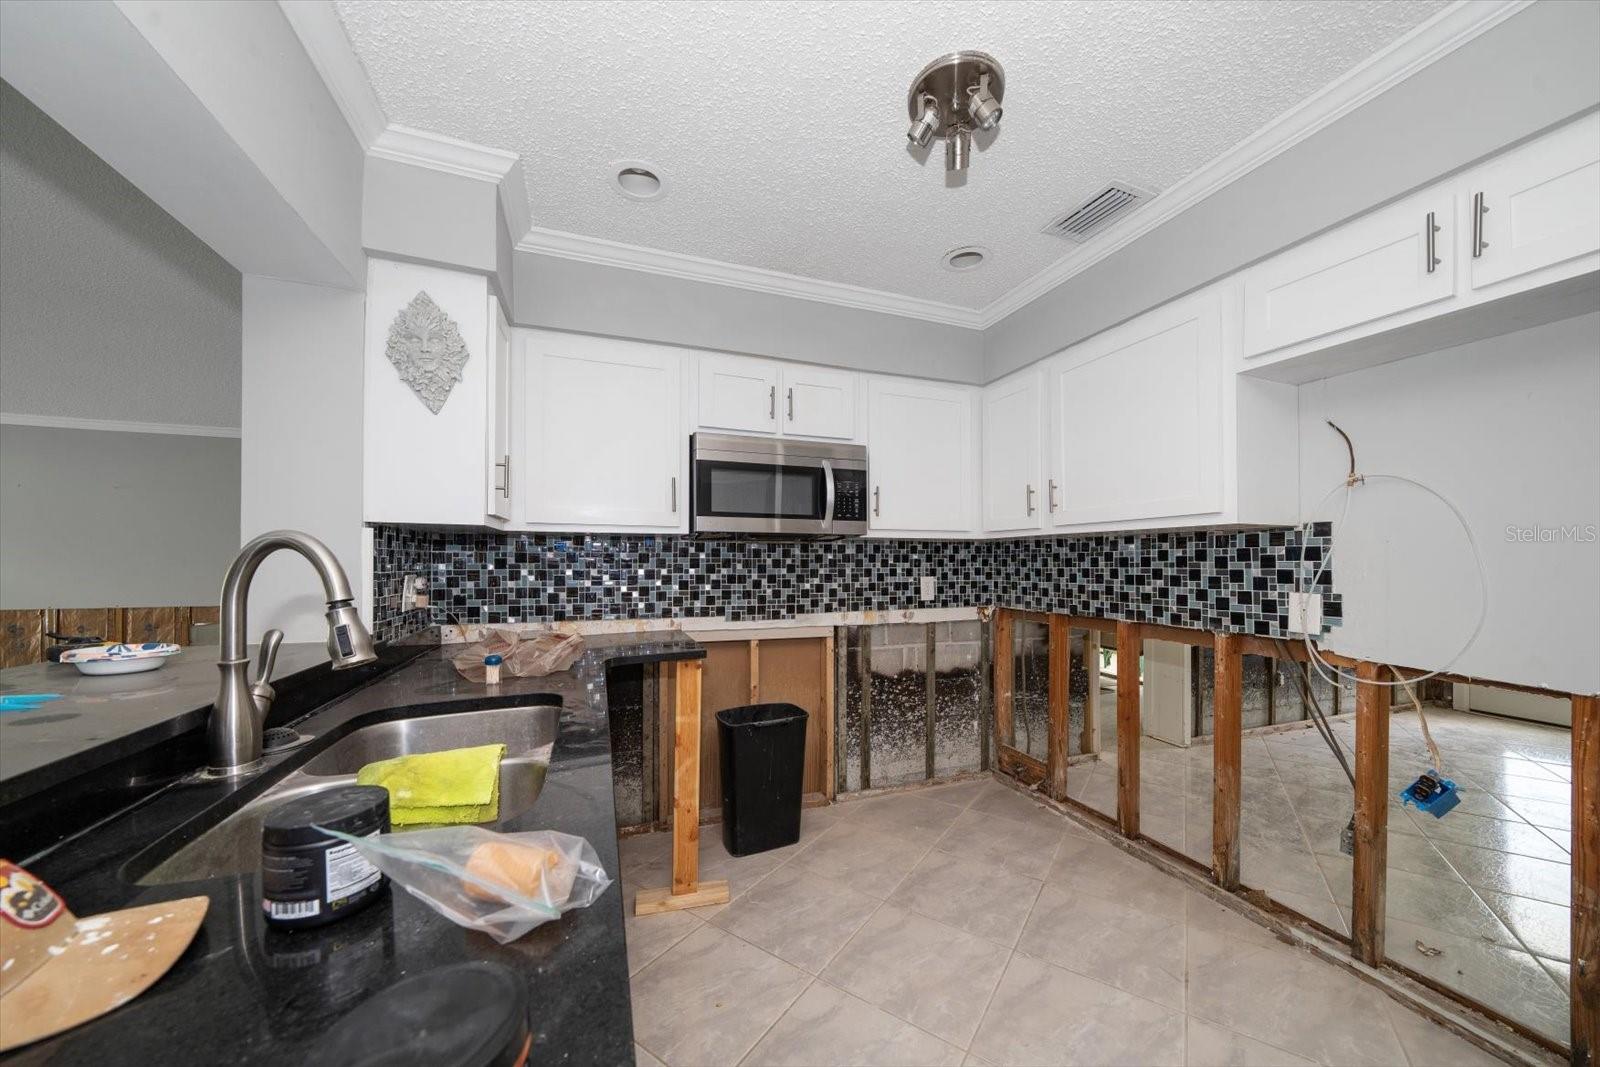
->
<box><xmin>1467</xmin><ymin>111</ymin><xmax>1600</xmax><ymax>293</ymax></box>
<box><xmin>485</xmin><ymin>297</ymin><xmax>513</xmax><ymax>521</ymax></box>
<box><xmin>698</xmin><ymin>353</ymin><xmax>779</xmax><ymax>434</ymax></box>
<box><xmin>867</xmin><ymin>377</ymin><xmax>973</xmax><ymax>533</ymax></box>
<box><xmin>982</xmin><ymin>371</ymin><xmax>1044</xmax><ymax>533</ymax></box>
<box><xmin>1242</xmin><ymin>188</ymin><xmax>1455</xmax><ymax>358</ymax></box>
<box><xmin>781</xmin><ymin>365</ymin><xmax>856</xmax><ymax>439</ymax></box>
<box><xmin>1051</xmin><ymin>291</ymin><xmax>1222</xmax><ymax>526</ymax></box>
<box><xmin>520</xmin><ymin>333</ymin><xmax>684</xmax><ymax>530</ymax></box>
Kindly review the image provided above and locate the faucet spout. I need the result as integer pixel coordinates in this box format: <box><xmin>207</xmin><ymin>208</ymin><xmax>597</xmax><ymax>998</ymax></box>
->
<box><xmin>209</xmin><ymin>530</ymin><xmax>378</xmax><ymax>775</ymax></box>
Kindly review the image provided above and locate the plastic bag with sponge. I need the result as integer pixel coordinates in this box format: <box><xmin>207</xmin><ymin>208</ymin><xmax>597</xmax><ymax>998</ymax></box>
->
<box><xmin>313</xmin><ymin>824</ymin><xmax>611</xmax><ymax>943</ymax></box>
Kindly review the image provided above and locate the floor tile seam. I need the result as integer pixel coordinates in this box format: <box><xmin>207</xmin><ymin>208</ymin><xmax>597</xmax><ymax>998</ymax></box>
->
<box><xmin>809</xmin><ymin>970</ymin><xmax>975</xmax><ymax>1055</ymax></box>
<box><xmin>1257</xmin><ymin>734</ymin><xmax>1347</xmax><ymax>916</ymax></box>
<box><xmin>730</xmin><ymin>973</ymin><xmax>816</xmax><ymax>1067</ymax></box>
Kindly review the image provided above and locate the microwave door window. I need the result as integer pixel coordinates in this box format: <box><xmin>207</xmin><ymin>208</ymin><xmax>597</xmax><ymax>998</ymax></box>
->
<box><xmin>702</xmin><ymin>462</ymin><xmax>824</xmax><ymax>519</ymax></box>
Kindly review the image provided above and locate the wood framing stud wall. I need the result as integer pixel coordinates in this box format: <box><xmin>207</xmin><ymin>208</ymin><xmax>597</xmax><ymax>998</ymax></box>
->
<box><xmin>1575</xmin><ymin>693</ymin><xmax>1599</xmax><ymax>1065</ymax></box>
<box><xmin>1352</xmin><ymin>661</ymin><xmax>1391</xmax><ymax>966</ymax></box>
<box><xmin>1047</xmin><ymin>614</ymin><xmax>1069</xmax><ymax>801</ymax></box>
<box><xmin>993</xmin><ymin>610</ymin><xmax>1015</xmax><ymax>759</ymax></box>
<box><xmin>1212</xmin><ymin>632</ymin><xmax>1243</xmax><ymax>889</ymax></box>
<box><xmin>1116</xmin><ymin>621</ymin><xmax>1141</xmax><ymax>838</ymax></box>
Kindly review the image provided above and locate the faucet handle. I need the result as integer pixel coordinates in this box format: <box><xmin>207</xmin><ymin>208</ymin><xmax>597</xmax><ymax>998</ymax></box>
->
<box><xmin>255</xmin><ymin>629</ymin><xmax>283</xmax><ymax>686</ymax></box>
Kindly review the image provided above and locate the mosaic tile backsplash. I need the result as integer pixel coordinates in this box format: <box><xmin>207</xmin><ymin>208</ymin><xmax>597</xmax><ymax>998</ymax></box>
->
<box><xmin>370</xmin><ymin>525</ymin><xmax>1341</xmax><ymax>644</ymax></box>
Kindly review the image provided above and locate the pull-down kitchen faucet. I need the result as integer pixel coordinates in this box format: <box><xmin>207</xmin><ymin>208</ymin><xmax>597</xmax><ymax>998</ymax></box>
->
<box><xmin>209</xmin><ymin>530</ymin><xmax>377</xmax><ymax>775</ymax></box>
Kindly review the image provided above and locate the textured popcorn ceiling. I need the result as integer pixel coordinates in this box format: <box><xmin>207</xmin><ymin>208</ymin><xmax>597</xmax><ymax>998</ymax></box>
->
<box><xmin>336</xmin><ymin>0</ymin><xmax>1446</xmax><ymax>309</ymax></box>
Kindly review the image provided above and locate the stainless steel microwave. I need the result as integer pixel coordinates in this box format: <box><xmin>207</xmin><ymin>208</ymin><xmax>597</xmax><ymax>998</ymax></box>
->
<box><xmin>690</xmin><ymin>433</ymin><xmax>869</xmax><ymax>536</ymax></box>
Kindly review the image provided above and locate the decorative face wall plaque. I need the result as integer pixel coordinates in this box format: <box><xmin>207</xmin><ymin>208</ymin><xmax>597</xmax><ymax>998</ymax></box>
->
<box><xmin>386</xmin><ymin>291</ymin><xmax>469</xmax><ymax>414</ymax></box>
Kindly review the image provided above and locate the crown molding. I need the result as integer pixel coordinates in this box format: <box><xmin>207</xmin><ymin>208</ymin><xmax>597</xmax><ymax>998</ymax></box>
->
<box><xmin>1</xmin><ymin>413</ymin><xmax>241</xmax><ymax>438</ymax></box>
<box><xmin>516</xmin><ymin>228</ymin><xmax>987</xmax><ymax>329</ymax></box>
<box><xmin>368</xmin><ymin>124</ymin><xmax>519</xmax><ymax>182</ymax></box>
<box><xmin>277</xmin><ymin>0</ymin><xmax>386</xmax><ymax>148</ymax></box>
<box><xmin>974</xmin><ymin>0</ymin><xmax>1532</xmax><ymax>327</ymax></box>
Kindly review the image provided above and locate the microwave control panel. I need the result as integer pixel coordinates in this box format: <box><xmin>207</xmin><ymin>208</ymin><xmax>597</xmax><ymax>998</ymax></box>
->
<box><xmin>833</xmin><ymin>468</ymin><xmax>868</xmax><ymax>523</ymax></box>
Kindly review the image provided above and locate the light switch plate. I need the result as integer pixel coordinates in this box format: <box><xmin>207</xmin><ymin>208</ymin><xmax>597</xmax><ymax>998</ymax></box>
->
<box><xmin>1288</xmin><ymin>592</ymin><xmax>1322</xmax><ymax>634</ymax></box>
<box><xmin>920</xmin><ymin>576</ymin><xmax>937</xmax><ymax>603</ymax></box>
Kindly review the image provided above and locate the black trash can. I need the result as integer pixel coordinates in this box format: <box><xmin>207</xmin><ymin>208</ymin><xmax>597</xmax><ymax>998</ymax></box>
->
<box><xmin>716</xmin><ymin>703</ymin><xmax>809</xmax><ymax>857</ymax></box>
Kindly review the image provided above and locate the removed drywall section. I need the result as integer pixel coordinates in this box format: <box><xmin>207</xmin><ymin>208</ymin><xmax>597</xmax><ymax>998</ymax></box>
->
<box><xmin>513</xmin><ymin>250</ymin><xmax>985</xmax><ymax>384</ymax></box>
<box><xmin>982</xmin><ymin>0</ymin><xmax>1600</xmax><ymax>381</ymax></box>
<box><xmin>1299</xmin><ymin>311</ymin><xmax>1600</xmax><ymax>695</ymax></box>
<box><xmin>0</xmin><ymin>424</ymin><xmax>239</xmax><ymax>609</ymax></box>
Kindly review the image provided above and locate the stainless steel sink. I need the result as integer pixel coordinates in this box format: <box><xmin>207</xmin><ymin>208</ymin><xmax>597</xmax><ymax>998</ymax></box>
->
<box><xmin>135</xmin><ymin>703</ymin><xmax>560</xmax><ymax>886</ymax></box>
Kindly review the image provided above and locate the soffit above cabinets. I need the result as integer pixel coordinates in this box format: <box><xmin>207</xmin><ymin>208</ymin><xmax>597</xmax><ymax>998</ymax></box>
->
<box><xmin>332</xmin><ymin>0</ymin><xmax>1448</xmax><ymax>318</ymax></box>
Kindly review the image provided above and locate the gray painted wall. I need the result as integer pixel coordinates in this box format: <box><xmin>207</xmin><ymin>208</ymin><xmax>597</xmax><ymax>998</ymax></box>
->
<box><xmin>983</xmin><ymin>1</ymin><xmax>1600</xmax><ymax>381</ymax></box>
<box><xmin>0</xmin><ymin>79</ymin><xmax>241</xmax><ymax>427</ymax></box>
<box><xmin>513</xmin><ymin>251</ymin><xmax>985</xmax><ymax>383</ymax></box>
<box><xmin>0</xmin><ymin>424</ymin><xmax>240</xmax><ymax>608</ymax></box>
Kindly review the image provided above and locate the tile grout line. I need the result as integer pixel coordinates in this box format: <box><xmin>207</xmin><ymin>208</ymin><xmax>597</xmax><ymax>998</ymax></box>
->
<box><xmin>1259</xmin><ymin>728</ymin><xmax>1349</xmax><ymax>932</ymax></box>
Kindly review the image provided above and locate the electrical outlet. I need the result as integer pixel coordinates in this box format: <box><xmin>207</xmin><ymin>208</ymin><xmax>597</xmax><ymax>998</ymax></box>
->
<box><xmin>1288</xmin><ymin>592</ymin><xmax>1323</xmax><ymax>634</ymax></box>
<box><xmin>408</xmin><ymin>575</ymin><xmax>429</xmax><ymax>609</ymax></box>
<box><xmin>920</xmin><ymin>576</ymin><xmax>937</xmax><ymax>603</ymax></box>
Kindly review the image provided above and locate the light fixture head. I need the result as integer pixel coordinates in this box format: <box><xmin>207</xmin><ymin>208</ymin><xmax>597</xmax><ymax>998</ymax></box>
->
<box><xmin>907</xmin><ymin>94</ymin><xmax>940</xmax><ymax>148</ymax></box>
<box><xmin>942</xmin><ymin>245</ymin><xmax>989</xmax><ymax>272</ymax></box>
<box><xmin>610</xmin><ymin>160</ymin><xmax>668</xmax><ymax>201</ymax></box>
<box><xmin>904</xmin><ymin>51</ymin><xmax>1005</xmax><ymax>176</ymax></box>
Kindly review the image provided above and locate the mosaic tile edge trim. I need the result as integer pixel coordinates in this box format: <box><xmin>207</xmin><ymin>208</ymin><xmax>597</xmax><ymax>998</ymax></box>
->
<box><xmin>369</xmin><ymin>525</ymin><xmax>1341</xmax><ymax>644</ymax></box>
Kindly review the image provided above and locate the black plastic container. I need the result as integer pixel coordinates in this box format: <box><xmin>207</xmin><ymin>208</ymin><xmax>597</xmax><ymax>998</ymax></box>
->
<box><xmin>306</xmin><ymin>961</ymin><xmax>532</xmax><ymax>1067</ymax></box>
<box><xmin>261</xmin><ymin>785</ymin><xmax>389</xmax><ymax>929</ymax></box>
<box><xmin>716</xmin><ymin>703</ymin><xmax>809</xmax><ymax>857</ymax></box>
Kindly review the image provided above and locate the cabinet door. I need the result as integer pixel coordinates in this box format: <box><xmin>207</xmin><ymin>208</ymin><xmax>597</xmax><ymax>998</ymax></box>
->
<box><xmin>867</xmin><ymin>378</ymin><xmax>972</xmax><ymax>533</ymax></box>
<box><xmin>485</xmin><ymin>297</ymin><xmax>513</xmax><ymax>520</ymax></box>
<box><xmin>982</xmin><ymin>371</ymin><xmax>1043</xmax><ymax>532</ymax></box>
<box><xmin>1051</xmin><ymin>292</ymin><xmax>1222</xmax><ymax>526</ymax></box>
<box><xmin>1467</xmin><ymin>112</ymin><xmax>1600</xmax><ymax>293</ymax></box>
<box><xmin>522</xmin><ymin>334</ymin><xmax>684</xmax><ymax>529</ymax></box>
<box><xmin>1242</xmin><ymin>189</ymin><xmax>1455</xmax><ymax>357</ymax></box>
<box><xmin>698</xmin><ymin>353</ymin><xmax>779</xmax><ymax>435</ymax></box>
<box><xmin>780</xmin><ymin>365</ymin><xmax>856</xmax><ymax>439</ymax></box>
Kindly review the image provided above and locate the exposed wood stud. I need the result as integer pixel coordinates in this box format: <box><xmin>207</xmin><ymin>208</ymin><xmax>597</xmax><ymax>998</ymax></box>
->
<box><xmin>1265</xmin><ymin>655</ymin><xmax>1277</xmax><ymax>726</ymax></box>
<box><xmin>834</xmin><ymin>628</ymin><xmax>848</xmax><ymax>797</ymax></box>
<box><xmin>1352</xmin><ymin>660</ymin><xmax>1391</xmax><ymax>966</ymax></box>
<box><xmin>858</xmin><ymin>627</ymin><xmax>872</xmax><ymax>791</ymax></box>
<box><xmin>1575</xmin><ymin>693</ymin><xmax>1599</xmax><ymax>1064</ymax></box>
<box><xmin>823</xmin><ymin>633</ymin><xmax>837</xmax><ymax>802</ymax></box>
<box><xmin>1212</xmin><ymin>632</ymin><xmax>1243</xmax><ymax>889</ymax></box>
<box><xmin>1116</xmin><ymin>622</ymin><xmax>1141</xmax><ymax>838</ymax></box>
<box><xmin>672</xmin><ymin>658</ymin><xmax>703</xmax><ymax>895</ymax></box>
<box><xmin>979</xmin><ymin>619</ymin><xmax>992</xmax><ymax>771</ymax></box>
<box><xmin>925</xmin><ymin>624</ymin><xmax>937</xmax><ymax>780</ymax></box>
<box><xmin>1047</xmin><ymin>614</ymin><xmax>1069</xmax><ymax>801</ymax></box>
<box><xmin>1082</xmin><ymin>628</ymin><xmax>1101</xmax><ymax>755</ymax></box>
<box><xmin>994</xmin><ymin>610</ymin><xmax>1015</xmax><ymax>754</ymax></box>
<box><xmin>748</xmin><ymin>639</ymin><xmax>760</xmax><ymax>704</ymax></box>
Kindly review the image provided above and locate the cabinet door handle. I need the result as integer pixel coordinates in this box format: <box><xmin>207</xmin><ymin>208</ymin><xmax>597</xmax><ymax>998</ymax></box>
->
<box><xmin>495</xmin><ymin>454</ymin><xmax>511</xmax><ymax>497</ymax></box>
<box><xmin>1048</xmin><ymin>479</ymin><xmax>1059</xmax><ymax>513</ymax></box>
<box><xmin>671</xmin><ymin>476</ymin><xmax>678</xmax><ymax>513</ymax></box>
<box><xmin>872</xmin><ymin>486</ymin><xmax>880</xmax><ymax>518</ymax></box>
<box><xmin>1425</xmin><ymin>211</ymin><xmax>1441</xmax><ymax>273</ymax></box>
<box><xmin>1472</xmin><ymin>192</ymin><xmax>1489</xmax><ymax>258</ymax></box>
<box><xmin>769</xmin><ymin>385</ymin><xmax>776</xmax><ymax>420</ymax></box>
<box><xmin>786</xmin><ymin>388</ymin><xmax>794</xmax><ymax>421</ymax></box>
<box><xmin>1025</xmin><ymin>484</ymin><xmax>1036</xmax><ymax>516</ymax></box>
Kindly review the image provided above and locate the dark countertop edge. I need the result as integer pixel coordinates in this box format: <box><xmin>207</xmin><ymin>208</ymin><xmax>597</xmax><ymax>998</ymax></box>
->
<box><xmin>14</xmin><ymin>631</ymin><xmax>704</xmax><ymax>1066</ymax></box>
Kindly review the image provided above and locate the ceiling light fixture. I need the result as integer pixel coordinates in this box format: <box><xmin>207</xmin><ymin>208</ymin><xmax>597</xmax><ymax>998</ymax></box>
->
<box><xmin>942</xmin><ymin>245</ymin><xmax>989</xmax><ymax>271</ymax></box>
<box><xmin>610</xmin><ymin>160</ymin><xmax>668</xmax><ymax>201</ymax></box>
<box><xmin>905</xmin><ymin>51</ymin><xmax>1005</xmax><ymax>175</ymax></box>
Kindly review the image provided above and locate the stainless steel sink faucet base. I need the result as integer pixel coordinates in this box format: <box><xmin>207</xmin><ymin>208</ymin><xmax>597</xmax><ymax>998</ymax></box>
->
<box><xmin>210</xmin><ymin>530</ymin><xmax>378</xmax><ymax>776</ymax></box>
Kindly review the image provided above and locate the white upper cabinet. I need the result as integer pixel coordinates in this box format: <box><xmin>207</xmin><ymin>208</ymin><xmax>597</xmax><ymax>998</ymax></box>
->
<box><xmin>867</xmin><ymin>377</ymin><xmax>975</xmax><ymax>534</ymax></box>
<box><xmin>1242</xmin><ymin>187</ymin><xmax>1456</xmax><ymax>358</ymax></box>
<box><xmin>519</xmin><ymin>331</ymin><xmax>685</xmax><ymax>531</ymax></box>
<box><xmin>1050</xmin><ymin>289</ymin><xmax>1225</xmax><ymax>527</ymax></box>
<box><xmin>982</xmin><ymin>370</ymin><xmax>1044</xmax><ymax>533</ymax></box>
<box><xmin>1466</xmin><ymin>111</ymin><xmax>1600</xmax><ymax>294</ymax></box>
<box><xmin>694</xmin><ymin>353</ymin><xmax>857</xmax><ymax>440</ymax></box>
<box><xmin>485</xmin><ymin>296</ymin><xmax>513</xmax><ymax>521</ymax></box>
<box><xmin>697</xmin><ymin>353</ymin><xmax>780</xmax><ymax>435</ymax></box>
<box><xmin>781</xmin><ymin>364</ymin><xmax>856</xmax><ymax>439</ymax></box>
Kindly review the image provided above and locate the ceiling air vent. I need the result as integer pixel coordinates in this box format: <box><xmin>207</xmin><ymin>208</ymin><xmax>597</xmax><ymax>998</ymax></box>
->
<box><xmin>1041</xmin><ymin>182</ymin><xmax>1152</xmax><ymax>243</ymax></box>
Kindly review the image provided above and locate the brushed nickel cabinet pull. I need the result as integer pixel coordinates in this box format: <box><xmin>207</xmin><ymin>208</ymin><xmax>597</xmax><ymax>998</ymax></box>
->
<box><xmin>1472</xmin><ymin>192</ymin><xmax>1489</xmax><ymax>258</ymax></box>
<box><xmin>787</xmin><ymin>388</ymin><xmax>794</xmax><ymax>421</ymax></box>
<box><xmin>1048</xmin><ymin>479</ymin><xmax>1059</xmax><ymax>513</ymax></box>
<box><xmin>1026</xmin><ymin>484</ymin><xmax>1036</xmax><ymax>516</ymax></box>
<box><xmin>495</xmin><ymin>454</ymin><xmax>511</xmax><ymax>497</ymax></box>
<box><xmin>1425</xmin><ymin>211</ymin><xmax>1441</xmax><ymax>273</ymax></box>
<box><xmin>769</xmin><ymin>385</ymin><xmax>776</xmax><ymax>420</ymax></box>
<box><xmin>671</xmin><ymin>476</ymin><xmax>678</xmax><ymax>513</ymax></box>
<box><xmin>873</xmin><ymin>485</ymin><xmax>880</xmax><ymax>518</ymax></box>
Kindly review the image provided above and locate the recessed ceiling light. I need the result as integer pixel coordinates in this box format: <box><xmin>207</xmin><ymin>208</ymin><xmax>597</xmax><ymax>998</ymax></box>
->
<box><xmin>610</xmin><ymin>160</ymin><xmax>668</xmax><ymax>201</ymax></box>
<box><xmin>942</xmin><ymin>245</ymin><xmax>989</xmax><ymax>271</ymax></box>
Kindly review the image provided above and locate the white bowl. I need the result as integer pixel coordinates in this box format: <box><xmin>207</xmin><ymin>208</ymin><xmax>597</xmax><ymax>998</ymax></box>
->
<box><xmin>73</xmin><ymin>656</ymin><xmax>172</xmax><ymax>676</ymax></box>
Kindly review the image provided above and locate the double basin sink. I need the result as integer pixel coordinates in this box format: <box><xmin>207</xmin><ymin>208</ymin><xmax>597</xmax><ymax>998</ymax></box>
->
<box><xmin>135</xmin><ymin>701</ymin><xmax>561</xmax><ymax>886</ymax></box>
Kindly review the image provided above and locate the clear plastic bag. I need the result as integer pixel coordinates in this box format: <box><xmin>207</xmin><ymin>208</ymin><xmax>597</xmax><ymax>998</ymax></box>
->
<box><xmin>451</xmin><ymin>630</ymin><xmax>585</xmax><ymax>681</ymax></box>
<box><xmin>316</xmin><ymin>825</ymin><xmax>612</xmax><ymax>944</ymax></box>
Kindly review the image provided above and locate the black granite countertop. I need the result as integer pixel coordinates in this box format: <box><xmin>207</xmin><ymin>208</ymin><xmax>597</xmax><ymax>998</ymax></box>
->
<box><xmin>4</xmin><ymin>631</ymin><xmax>703</xmax><ymax>1066</ymax></box>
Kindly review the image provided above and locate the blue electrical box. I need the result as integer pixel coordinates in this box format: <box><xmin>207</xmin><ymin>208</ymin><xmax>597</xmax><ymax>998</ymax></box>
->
<box><xmin>1398</xmin><ymin>770</ymin><xmax>1460</xmax><ymax>818</ymax></box>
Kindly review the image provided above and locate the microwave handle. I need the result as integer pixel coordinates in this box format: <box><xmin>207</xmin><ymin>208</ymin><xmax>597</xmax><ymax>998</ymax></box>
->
<box><xmin>822</xmin><ymin>460</ymin><xmax>836</xmax><ymax>526</ymax></box>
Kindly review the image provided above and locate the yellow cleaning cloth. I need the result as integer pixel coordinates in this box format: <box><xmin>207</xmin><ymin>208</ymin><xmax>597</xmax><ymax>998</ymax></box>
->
<box><xmin>356</xmin><ymin>743</ymin><xmax>506</xmax><ymax>826</ymax></box>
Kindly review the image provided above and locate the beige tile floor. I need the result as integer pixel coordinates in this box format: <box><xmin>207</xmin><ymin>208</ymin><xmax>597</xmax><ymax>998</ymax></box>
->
<box><xmin>621</xmin><ymin>778</ymin><xmax>1505</xmax><ymax>1067</ymax></box>
<box><xmin>1068</xmin><ymin>704</ymin><xmax>1572</xmax><ymax>1044</ymax></box>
